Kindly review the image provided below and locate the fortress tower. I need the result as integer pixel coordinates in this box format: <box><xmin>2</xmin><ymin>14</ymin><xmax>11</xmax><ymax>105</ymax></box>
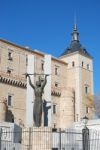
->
<box><xmin>60</xmin><ymin>23</ymin><xmax>94</xmax><ymax>122</ymax></box>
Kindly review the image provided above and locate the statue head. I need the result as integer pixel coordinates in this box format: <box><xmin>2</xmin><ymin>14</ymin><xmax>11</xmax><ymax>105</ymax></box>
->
<box><xmin>36</xmin><ymin>81</ymin><xmax>41</xmax><ymax>87</ymax></box>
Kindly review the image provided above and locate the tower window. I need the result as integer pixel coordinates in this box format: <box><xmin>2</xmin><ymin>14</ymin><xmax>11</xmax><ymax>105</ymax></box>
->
<box><xmin>82</xmin><ymin>61</ymin><xmax>84</xmax><ymax>67</ymax></box>
<box><xmin>72</xmin><ymin>61</ymin><xmax>75</xmax><ymax>67</ymax></box>
<box><xmin>85</xmin><ymin>86</ymin><xmax>88</xmax><ymax>94</ymax></box>
<box><xmin>87</xmin><ymin>64</ymin><xmax>89</xmax><ymax>70</ymax></box>
<box><xmin>8</xmin><ymin>95</ymin><xmax>12</xmax><ymax>106</ymax></box>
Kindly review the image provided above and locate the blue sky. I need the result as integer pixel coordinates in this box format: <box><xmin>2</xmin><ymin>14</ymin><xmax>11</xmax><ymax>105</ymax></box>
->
<box><xmin>0</xmin><ymin>0</ymin><xmax>100</xmax><ymax>94</ymax></box>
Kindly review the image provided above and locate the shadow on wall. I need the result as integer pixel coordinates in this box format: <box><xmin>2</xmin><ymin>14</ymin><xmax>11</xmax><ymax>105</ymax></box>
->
<box><xmin>6</xmin><ymin>110</ymin><xmax>14</xmax><ymax>123</ymax></box>
<box><xmin>43</xmin><ymin>100</ymin><xmax>51</xmax><ymax>126</ymax></box>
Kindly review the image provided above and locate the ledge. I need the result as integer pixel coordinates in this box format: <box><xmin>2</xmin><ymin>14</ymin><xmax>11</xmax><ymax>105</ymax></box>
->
<box><xmin>0</xmin><ymin>76</ymin><xmax>26</xmax><ymax>89</ymax></box>
<box><xmin>51</xmin><ymin>90</ymin><xmax>61</xmax><ymax>97</ymax></box>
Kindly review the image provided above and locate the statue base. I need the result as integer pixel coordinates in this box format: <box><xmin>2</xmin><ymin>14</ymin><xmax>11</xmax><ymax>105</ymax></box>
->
<box><xmin>22</xmin><ymin>127</ymin><xmax>52</xmax><ymax>150</ymax></box>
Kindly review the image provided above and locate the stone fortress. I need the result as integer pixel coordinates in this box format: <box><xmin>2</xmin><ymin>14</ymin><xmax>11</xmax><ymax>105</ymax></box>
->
<box><xmin>0</xmin><ymin>23</ymin><xmax>94</xmax><ymax>129</ymax></box>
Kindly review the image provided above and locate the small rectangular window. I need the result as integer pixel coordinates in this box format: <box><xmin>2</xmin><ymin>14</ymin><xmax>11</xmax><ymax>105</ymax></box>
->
<box><xmin>85</xmin><ymin>86</ymin><xmax>88</xmax><ymax>94</ymax></box>
<box><xmin>41</xmin><ymin>60</ymin><xmax>44</xmax><ymax>71</ymax></box>
<box><xmin>53</xmin><ymin>104</ymin><xmax>56</xmax><ymax>114</ymax></box>
<box><xmin>7</xmin><ymin>67</ymin><xmax>12</xmax><ymax>74</ymax></box>
<box><xmin>86</xmin><ymin>106</ymin><xmax>89</xmax><ymax>113</ymax></box>
<box><xmin>7</xmin><ymin>69</ymin><xmax>11</xmax><ymax>74</ymax></box>
<box><xmin>72</xmin><ymin>61</ymin><xmax>75</xmax><ymax>67</ymax></box>
<box><xmin>55</xmin><ymin>82</ymin><xmax>58</xmax><ymax>87</ymax></box>
<box><xmin>8</xmin><ymin>95</ymin><xmax>12</xmax><ymax>106</ymax></box>
<box><xmin>87</xmin><ymin>64</ymin><xmax>89</xmax><ymax>70</ymax></box>
<box><xmin>55</xmin><ymin>67</ymin><xmax>58</xmax><ymax>75</ymax></box>
<box><xmin>8</xmin><ymin>52</ymin><xmax>13</xmax><ymax>60</ymax></box>
<box><xmin>82</xmin><ymin>61</ymin><xmax>84</xmax><ymax>67</ymax></box>
<box><xmin>55</xmin><ymin>66</ymin><xmax>60</xmax><ymax>75</ymax></box>
<box><xmin>41</xmin><ymin>63</ymin><xmax>44</xmax><ymax>71</ymax></box>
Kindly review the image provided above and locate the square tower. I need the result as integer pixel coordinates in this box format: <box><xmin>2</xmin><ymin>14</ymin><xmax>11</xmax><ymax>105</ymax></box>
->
<box><xmin>59</xmin><ymin>24</ymin><xmax>94</xmax><ymax>122</ymax></box>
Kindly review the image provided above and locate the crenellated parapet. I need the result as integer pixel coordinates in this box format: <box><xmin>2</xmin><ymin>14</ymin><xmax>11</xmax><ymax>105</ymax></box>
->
<box><xmin>0</xmin><ymin>75</ymin><xmax>27</xmax><ymax>89</ymax></box>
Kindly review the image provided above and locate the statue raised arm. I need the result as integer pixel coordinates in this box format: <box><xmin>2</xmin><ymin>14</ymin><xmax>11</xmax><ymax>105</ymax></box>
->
<box><xmin>41</xmin><ymin>74</ymin><xmax>49</xmax><ymax>90</ymax></box>
<box><xmin>26</xmin><ymin>74</ymin><xmax>35</xmax><ymax>89</ymax></box>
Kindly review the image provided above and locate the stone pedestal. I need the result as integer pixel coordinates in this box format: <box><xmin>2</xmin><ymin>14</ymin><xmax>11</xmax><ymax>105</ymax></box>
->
<box><xmin>22</xmin><ymin>127</ymin><xmax>52</xmax><ymax>150</ymax></box>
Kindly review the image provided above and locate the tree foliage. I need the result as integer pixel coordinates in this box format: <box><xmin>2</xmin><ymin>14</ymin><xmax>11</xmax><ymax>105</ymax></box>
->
<box><xmin>94</xmin><ymin>93</ymin><xmax>100</xmax><ymax>118</ymax></box>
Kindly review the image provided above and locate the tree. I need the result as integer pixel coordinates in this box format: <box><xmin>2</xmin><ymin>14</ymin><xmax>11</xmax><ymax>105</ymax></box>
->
<box><xmin>94</xmin><ymin>93</ymin><xmax>100</xmax><ymax>118</ymax></box>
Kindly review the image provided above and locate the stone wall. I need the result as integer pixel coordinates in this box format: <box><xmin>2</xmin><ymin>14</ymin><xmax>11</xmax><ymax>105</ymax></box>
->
<box><xmin>60</xmin><ymin>52</ymin><xmax>94</xmax><ymax>121</ymax></box>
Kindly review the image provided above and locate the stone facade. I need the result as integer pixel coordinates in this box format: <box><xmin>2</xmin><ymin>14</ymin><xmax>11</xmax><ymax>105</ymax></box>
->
<box><xmin>60</xmin><ymin>52</ymin><xmax>94</xmax><ymax>122</ymax></box>
<box><xmin>0</xmin><ymin>27</ymin><xmax>94</xmax><ymax>129</ymax></box>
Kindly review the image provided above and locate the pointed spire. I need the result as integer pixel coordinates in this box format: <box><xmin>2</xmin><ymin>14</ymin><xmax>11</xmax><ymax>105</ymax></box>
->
<box><xmin>74</xmin><ymin>12</ymin><xmax>77</xmax><ymax>30</ymax></box>
<box><xmin>71</xmin><ymin>15</ymin><xmax>79</xmax><ymax>41</ymax></box>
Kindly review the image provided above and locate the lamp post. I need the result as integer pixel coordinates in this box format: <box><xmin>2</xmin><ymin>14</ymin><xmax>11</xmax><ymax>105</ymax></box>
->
<box><xmin>82</xmin><ymin>116</ymin><xmax>90</xmax><ymax>150</ymax></box>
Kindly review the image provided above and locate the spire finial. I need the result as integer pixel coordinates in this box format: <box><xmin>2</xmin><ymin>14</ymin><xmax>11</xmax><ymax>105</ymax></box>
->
<box><xmin>71</xmin><ymin>13</ymin><xmax>79</xmax><ymax>41</ymax></box>
<box><xmin>74</xmin><ymin>12</ymin><xmax>77</xmax><ymax>30</ymax></box>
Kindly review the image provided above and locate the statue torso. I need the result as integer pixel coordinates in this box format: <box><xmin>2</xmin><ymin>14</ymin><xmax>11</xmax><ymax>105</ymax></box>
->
<box><xmin>34</xmin><ymin>87</ymin><xmax>43</xmax><ymax>97</ymax></box>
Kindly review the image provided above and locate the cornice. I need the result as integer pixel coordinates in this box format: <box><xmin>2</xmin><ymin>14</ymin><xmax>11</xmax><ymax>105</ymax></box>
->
<box><xmin>0</xmin><ymin>76</ymin><xmax>26</xmax><ymax>89</ymax></box>
<box><xmin>51</xmin><ymin>87</ymin><xmax>61</xmax><ymax>97</ymax></box>
<box><xmin>51</xmin><ymin>90</ymin><xmax>61</xmax><ymax>97</ymax></box>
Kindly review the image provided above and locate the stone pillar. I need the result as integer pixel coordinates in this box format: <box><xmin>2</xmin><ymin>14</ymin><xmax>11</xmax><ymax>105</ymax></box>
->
<box><xmin>26</xmin><ymin>55</ymin><xmax>35</xmax><ymax>127</ymax></box>
<box><xmin>0</xmin><ymin>98</ymin><xmax>7</xmax><ymax>122</ymax></box>
<box><xmin>44</xmin><ymin>55</ymin><xmax>52</xmax><ymax>127</ymax></box>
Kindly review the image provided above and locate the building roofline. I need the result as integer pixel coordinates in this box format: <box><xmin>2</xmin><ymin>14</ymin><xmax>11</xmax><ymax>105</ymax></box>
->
<box><xmin>0</xmin><ymin>38</ymin><xmax>44</xmax><ymax>57</ymax></box>
<box><xmin>0</xmin><ymin>38</ymin><xmax>68</xmax><ymax>65</ymax></box>
<box><xmin>59</xmin><ymin>50</ymin><xmax>93</xmax><ymax>59</ymax></box>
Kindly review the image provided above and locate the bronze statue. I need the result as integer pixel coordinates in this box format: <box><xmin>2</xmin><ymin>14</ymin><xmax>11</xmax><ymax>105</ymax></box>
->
<box><xmin>26</xmin><ymin>74</ymin><xmax>49</xmax><ymax>127</ymax></box>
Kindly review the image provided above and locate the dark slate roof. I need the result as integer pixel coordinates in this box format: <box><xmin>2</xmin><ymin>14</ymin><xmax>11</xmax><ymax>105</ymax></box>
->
<box><xmin>60</xmin><ymin>23</ymin><xmax>93</xmax><ymax>59</ymax></box>
<box><xmin>60</xmin><ymin>40</ymin><xmax>92</xmax><ymax>58</ymax></box>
